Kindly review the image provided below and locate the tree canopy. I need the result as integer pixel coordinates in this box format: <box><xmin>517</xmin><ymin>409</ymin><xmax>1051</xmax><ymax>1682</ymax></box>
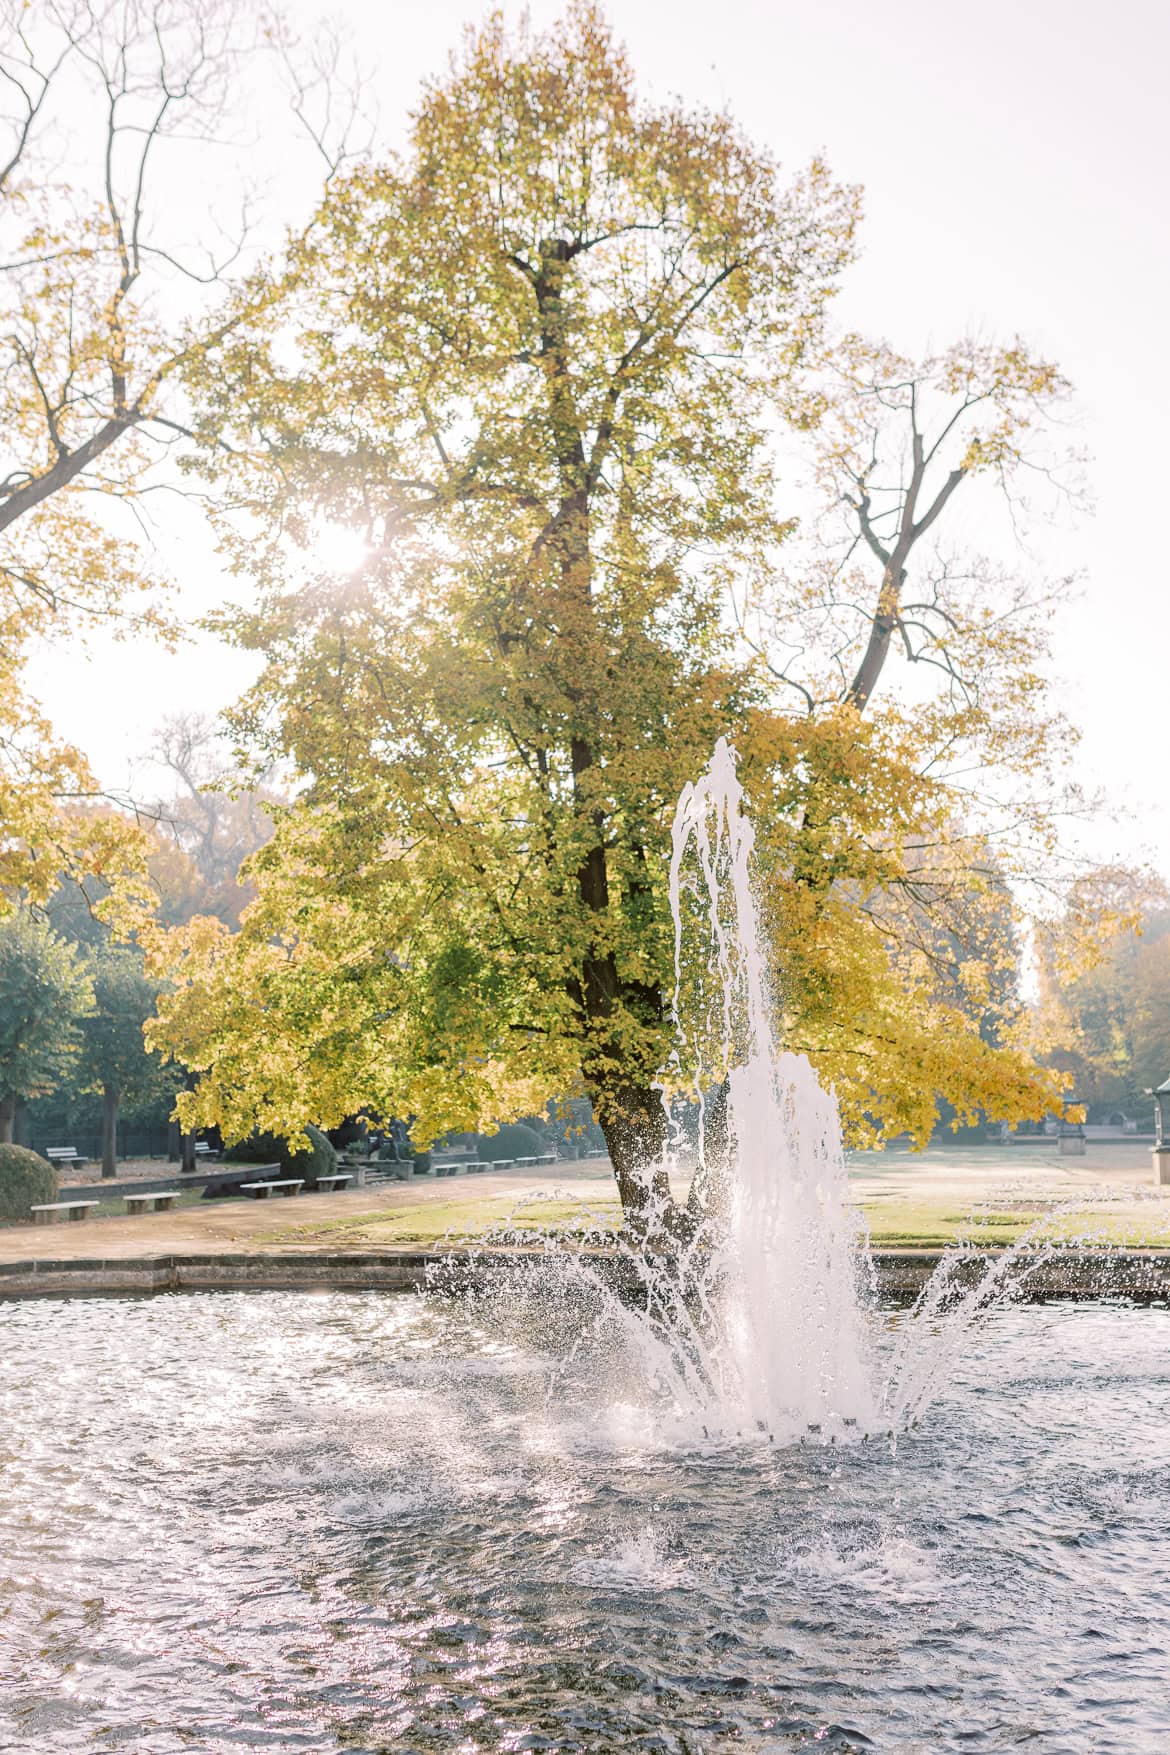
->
<box><xmin>0</xmin><ymin>911</ymin><xmax>93</xmax><ymax>1139</ymax></box>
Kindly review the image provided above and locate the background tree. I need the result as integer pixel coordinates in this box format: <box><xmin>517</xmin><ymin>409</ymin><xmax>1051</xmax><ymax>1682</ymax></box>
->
<box><xmin>145</xmin><ymin>713</ymin><xmax>279</xmax><ymax>926</ymax></box>
<box><xmin>717</xmin><ymin>333</ymin><xmax>1087</xmax><ymax>1137</ymax></box>
<box><xmin>1037</xmin><ymin>874</ymin><xmax>1170</xmax><ymax>1122</ymax></box>
<box><xmin>0</xmin><ymin>911</ymin><xmax>92</xmax><ymax>1139</ymax></box>
<box><xmin>75</xmin><ymin>945</ymin><xmax>165</xmax><ymax>1176</ymax></box>
<box><xmin>145</xmin><ymin>3</ymin><xmax>1082</xmax><ymax>1216</ymax></box>
<box><xmin>0</xmin><ymin>0</ymin><xmax>351</xmax><ymax>911</ymax></box>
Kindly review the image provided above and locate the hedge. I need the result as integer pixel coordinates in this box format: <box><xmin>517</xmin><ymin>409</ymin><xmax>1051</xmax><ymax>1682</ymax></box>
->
<box><xmin>0</xmin><ymin>1143</ymin><xmax>58</xmax><ymax>1223</ymax></box>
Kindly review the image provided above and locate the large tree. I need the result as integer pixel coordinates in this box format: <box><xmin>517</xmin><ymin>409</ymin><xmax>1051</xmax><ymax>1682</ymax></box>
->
<box><xmin>148</xmin><ymin>4</ymin><xmax>1074</xmax><ymax>1215</ymax></box>
<box><xmin>152</xmin><ymin>2</ymin><xmax>858</xmax><ymax>1212</ymax></box>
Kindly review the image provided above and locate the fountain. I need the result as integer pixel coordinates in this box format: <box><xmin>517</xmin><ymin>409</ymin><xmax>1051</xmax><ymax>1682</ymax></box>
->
<box><xmin>660</xmin><ymin>736</ymin><xmax>877</xmax><ymax>1438</ymax></box>
<box><xmin>437</xmin><ymin>736</ymin><xmax>1062</xmax><ymax>1448</ymax></box>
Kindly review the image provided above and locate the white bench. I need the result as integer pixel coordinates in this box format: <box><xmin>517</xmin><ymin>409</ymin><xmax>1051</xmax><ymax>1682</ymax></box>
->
<box><xmin>30</xmin><ymin>1199</ymin><xmax>100</xmax><ymax>1225</ymax></box>
<box><xmin>193</xmin><ymin>1141</ymin><xmax>221</xmax><ymax>1162</ymax></box>
<box><xmin>240</xmin><ymin>1179</ymin><xmax>305</xmax><ymax>1200</ymax></box>
<box><xmin>314</xmin><ymin>1173</ymin><xmax>353</xmax><ymax>1193</ymax></box>
<box><xmin>45</xmin><ymin>1147</ymin><xmax>87</xmax><ymax>1170</ymax></box>
<box><xmin>124</xmin><ymin>1191</ymin><xmax>183</xmax><ymax>1215</ymax></box>
<box><xmin>535</xmin><ymin>1152</ymin><xmax>558</xmax><ymax>1165</ymax></box>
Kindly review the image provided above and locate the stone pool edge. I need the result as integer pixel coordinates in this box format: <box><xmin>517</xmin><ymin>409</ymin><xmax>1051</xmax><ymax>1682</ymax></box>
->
<box><xmin>1</xmin><ymin>1248</ymin><xmax>1169</xmax><ymax>1302</ymax></box>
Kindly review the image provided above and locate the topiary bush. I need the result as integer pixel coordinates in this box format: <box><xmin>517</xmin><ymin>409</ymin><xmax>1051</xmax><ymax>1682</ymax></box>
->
<box><xmin>284</xmin><ymin>1124</ymin><xmax>337</xmax><ymax>1190</ymax></box>
<box><xmin>223</xmin><ymin>1125</ymin><xmax>337</xmax><ymax>1189</ymax></box>
<box><xmin>477</xmin><ymin>1122</ymin><xmax>544</xmax><ymax>1162</ymax></box>
<box><xmin>0</xmin><ymin>1143</ymin><xmax>58</xmax><ymax>1223</ymax></box>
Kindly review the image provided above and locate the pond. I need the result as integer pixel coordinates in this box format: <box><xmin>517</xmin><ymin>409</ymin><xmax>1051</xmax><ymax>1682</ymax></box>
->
<box><xmin>2</xmin><ymin>1290</ymin><xmax>1168</xmax><ymax>1752</ymax></box>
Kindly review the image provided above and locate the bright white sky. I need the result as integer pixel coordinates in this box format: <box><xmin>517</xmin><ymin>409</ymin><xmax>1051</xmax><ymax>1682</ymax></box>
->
<box><xmin>32</xmin><ymin>0</ymin><xmax>1170</xmax><ymax>873</ymax></box>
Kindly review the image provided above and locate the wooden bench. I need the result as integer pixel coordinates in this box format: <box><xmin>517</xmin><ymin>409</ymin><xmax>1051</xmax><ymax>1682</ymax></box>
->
<box><xmin>535</xmin><ymin>1152</ymin><xmax>558</xmax><ymax>1165</ymax></box>
<box><xmin>240</xmin><ymin>1179</ymin><xmax>304</xmax><ymax>1200</ymax></box>
<box><xmin>124</xmin><ymin>1191</ymin><xmax>183</xmax><ymax>1215</ymax></box>
<box><xmin>30</xmin><ymin>1199</ymin><xmax>100</xmax><ymax>1225</ymax></box>
<box><xmin>45</xmin><ymin>1147</ymin><xmax>88</xmax><ymax>1170</ymax></box>
<box><xmin>314</xmin><ymin>1173</ymin><xmax>353</xmax><ymax>1193</ymax></box>
<box><xmin>193</xmin><ymin>1141</ymin><xmax>222</xmax><ymax>1162</ymax></box>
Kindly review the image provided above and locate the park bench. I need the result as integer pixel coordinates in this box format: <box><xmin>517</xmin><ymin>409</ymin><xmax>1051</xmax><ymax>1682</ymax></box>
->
<box><xmin>45</xmin><ymin>1146</ymin><xmax>87</xmax><ymax>1171</ymax></box>
<box><xmin>124</xmin><ymin>1191</ymin><xmax>183</xmax><ymax>1215</ymax></box>
<box><xmin>314</xmin><ymin>1173</ymin><xmax>353</xmax><ymax>1193</ymax></box>
<box><xmin>240</xmin><ymin>1179</ymin><xmax>304</xmax><ymax>1200</ymax></box>
<box><xmin>30</xmin><ymin>1199</ymin><xmax>100</xmax><ymax>1225</ymax></box>
<box><xmin>193</xmin><ymin>1141</ymin><xmax>222</xmax><ymax>1163</ymax></box>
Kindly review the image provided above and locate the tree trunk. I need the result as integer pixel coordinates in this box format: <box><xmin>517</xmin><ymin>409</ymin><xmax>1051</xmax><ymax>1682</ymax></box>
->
<box><xmin>599</xmin><ymin>1087</ymin><xmax>670</xmax><ymax>1215</ymax></box>
<box><xmin>845</xmin><ymin>561</ymin><xmax>904</xmax><ymax>712</ymax></box>
<box><xmin>531</xmin><ymin>240</ymin><xmax>680</xmax><ymax>1231</ymax></box>
<box><xmin>12</xmin><ymin>1097</ymin><xmax>27</xmax><ymax>1146</ymax></box>
<box><xmin>167</xmin><ymin>1120</ymin><xmax>181</xmax><ymax>1163</ymax></box>
<box><xmin>686</xmin><ymin>1077</ymin><xmax>733</xmax><ymax>1230</ymax></box>
<box><xmin>0</xmin><ymin>1095</ymin><xmax>13</xmax><ymax>1144</ymax></box>
<box><xmin>101</xmin><ymin>1084</ymin><xmax>119</xmax><ymax>1179</ymax></box>
<box><xmin>180</xmin><ymin>1130</ymin><xmax>196</xmax><ymax>1174</ymax></box>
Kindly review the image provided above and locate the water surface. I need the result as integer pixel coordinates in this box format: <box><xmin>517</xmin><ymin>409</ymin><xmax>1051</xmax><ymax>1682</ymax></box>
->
<box><xmin>2</xmin><ymin>1291</ymin><xmax>1168</xmax><ymax>1752</ymax></box>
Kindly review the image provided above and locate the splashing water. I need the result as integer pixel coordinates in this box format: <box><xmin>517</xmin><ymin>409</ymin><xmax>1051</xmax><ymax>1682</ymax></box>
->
<box><xmin>435</xmin><ymin>737</ymin><xmax>1084</xmax><ymax>1447</ymax></box>
<box><xmin>660</xmin><ymin>736</ymin><xmax>878</xmax><ymax>1438</ymax></box>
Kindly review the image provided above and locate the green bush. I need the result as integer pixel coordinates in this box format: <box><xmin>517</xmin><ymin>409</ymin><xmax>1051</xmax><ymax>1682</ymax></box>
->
<box><xmin>285</xmin><ymin>1124</ymin><xmax>337</xmax><ymax>1189</ymax></box>
<box><xmin>477</xmin><ymin>1122</ymin><xmax>544</xmax><ymax>1162</ymax></box>
<box><xmin>0</xmin><ymin>1144</ymin><xmax>58</xmax><ymax>1223</ymax></box>
<box><xmin>223</xmin><ymin>1125</ymin><xmax>337</xmax><ymax>1189</ymax></box>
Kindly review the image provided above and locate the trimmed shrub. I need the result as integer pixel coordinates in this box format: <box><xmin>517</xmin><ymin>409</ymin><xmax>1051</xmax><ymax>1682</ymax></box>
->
<box><xmin>0</xmin><ymin>1143</ymin><xmax>57</xmax><ymax>1223</ymax></box>
<box><xmin>223</xmin><ymin>1125</ymin><xmax>337</xmax><ymax>1189</ymax></box>
<box><xmin>477</xmin><ymin>1122</ymin><xmax>544</xmax><ymax>1162</ymax></box>
<box><xmin>284</xmin><ymin>1124</ymin><xmax>337</xmax><ymax>1190</ymax></box>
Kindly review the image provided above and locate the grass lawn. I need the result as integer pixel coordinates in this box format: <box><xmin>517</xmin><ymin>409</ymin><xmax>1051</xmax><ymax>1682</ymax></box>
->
<box><xmin>253</xmin><ymin>1187</ymin><xmax>1170</xmax><ymax>1251</ymax></box>
<box><xmin>90</xmin><ymin>1188</ymin><xmax>205</xmax><ymax>1220</ymax></box>
<box><xmin>254</xmin><ymin>1193</ymin><xmax>623</xmax><ymax>1248</ymax></box>
<box><xmin>860</xmin><ymin>1199</ymin><xmax>1170</xmax><ymax>1249</ymax></box>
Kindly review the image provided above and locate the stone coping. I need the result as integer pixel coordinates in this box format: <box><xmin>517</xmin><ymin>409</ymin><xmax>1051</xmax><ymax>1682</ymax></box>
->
<box><xmin>1</xmin><ymin>1247</ymin><xmax>1168</xmax><ymax>1303</ymax></box>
